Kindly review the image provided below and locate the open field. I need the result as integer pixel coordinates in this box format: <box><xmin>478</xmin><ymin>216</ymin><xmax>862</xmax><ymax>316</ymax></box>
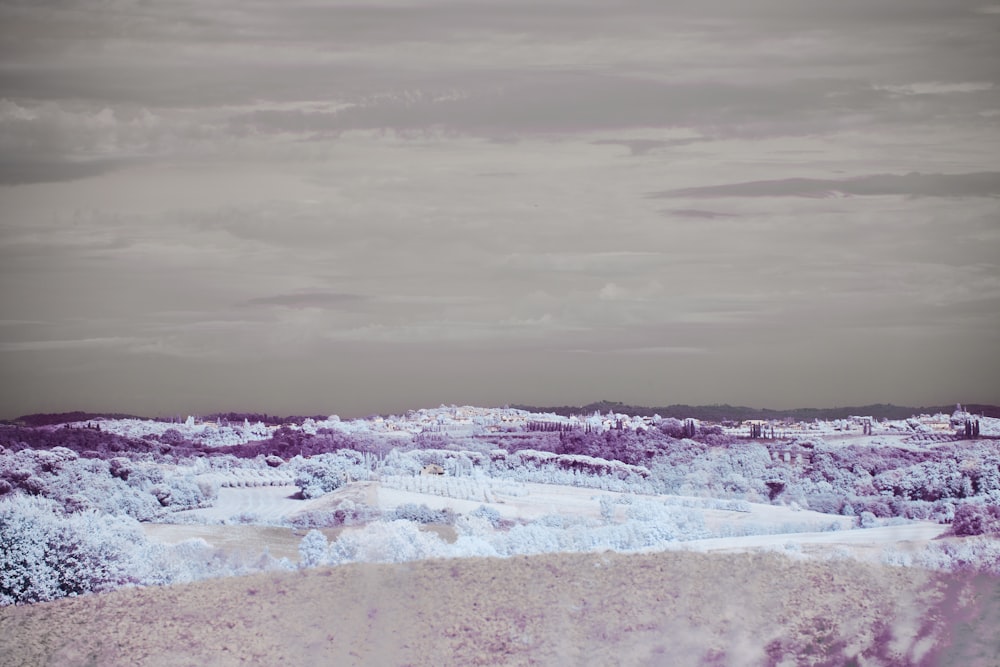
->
<box><xmin>140</xmin><ymin>524</ymin><xmax>332</xmax><ymax>561</ymax></box>
<box><xmin>676</xmin><ymin>523</ymin><xmax>949</xmax><ymax>560</ymax></box>
<box><xmin>144</xmin><ymin>480</ymin><xmax>929</xmax><ymax>565</ymax></box>
<box><xmin>2</xmin><ymin>549</ymin><xmax>997</xmax><ymax>667</ymax></box>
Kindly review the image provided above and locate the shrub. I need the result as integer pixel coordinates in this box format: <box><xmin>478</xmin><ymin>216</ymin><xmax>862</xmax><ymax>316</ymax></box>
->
<box><xmin>0</xmin><ymin>497</ymin><xmax>148</xmax><ymax>605</ymax></box>
<box><xmin>293</xmin><ymin>460</ymin><xmax>345</xmax><ymax>499</ymax></box>
<box><xmin>952</xmin><ymin>502</ymin><xmax>1000</xmax><ymax>536</ymax></box>
<box><xmin>658</xmin><ymin>418</ymin><xmax>686</xmax><ymax>438</ymax></box>
<box><xmin>470</xmin><ymin>504</ymin><xmax>502</xmax><ymax>528</ymax></box>
<box><xmin>390</xmin><ymin>503</ymin><xmax>453</xmax><ymax>525</ymax></box>
<box><xmin>329</xmin><ymin>520</ymin><xmax>446</xmax><ymax>564</ymax></box>
<box><xmin>288</xmin><ymin>500</ymin><xmax>381</xmax><ymax>529</ymax></box>
<box><xmin>806</xmin><ymin>493</ymin><xmax>845</xmax><ymax>515</ymax></box>
<box><xmin>298</xmin><ymin>529</ymin><xmax>329</xmax><ymax>568</ymax></box>
<box><xmin>108</xmin><ymin>457</ymin><xmax>132</xmax><ymax>480</ymax></box>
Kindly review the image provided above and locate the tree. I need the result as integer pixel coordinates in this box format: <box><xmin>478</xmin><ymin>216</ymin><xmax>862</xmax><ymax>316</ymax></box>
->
<box><xmin>298</xmin><ymin>529</ymin><xmax>329</xmax><ymax>568</ymax></box>
<box><xmin>0</xmin><ymin>496</ymin><xmax>149</xmax><ymax>605</ymax></box>
<box><xmin>293</xmin><ymin>458</ymin><xmax>346</xmax><ymax>499</ymax></box>
<box><xmin>952</xmin><ymin>503</ymin><xmax>1000</xmax><ymax>536</ymax></box>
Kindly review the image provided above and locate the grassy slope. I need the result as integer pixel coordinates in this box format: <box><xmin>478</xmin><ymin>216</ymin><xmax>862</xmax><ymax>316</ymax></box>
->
<box><xmin>1</xmin><ymin>551</ymin><xmax>997</xmax><ymax>667</ymax></box>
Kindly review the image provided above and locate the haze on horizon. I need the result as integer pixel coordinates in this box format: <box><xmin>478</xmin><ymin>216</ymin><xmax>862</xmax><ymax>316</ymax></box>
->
<box><xmin>1</xmin><ymin>0</ymin><xmax>999</xmax><ymax>420</ymax></box>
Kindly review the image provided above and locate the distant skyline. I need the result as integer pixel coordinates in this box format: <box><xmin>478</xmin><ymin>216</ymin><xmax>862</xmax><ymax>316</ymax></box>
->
<box><xmin>1</xmin><ymin>1</ymin><xmax>999</xmax><ymax>419</ymax></box>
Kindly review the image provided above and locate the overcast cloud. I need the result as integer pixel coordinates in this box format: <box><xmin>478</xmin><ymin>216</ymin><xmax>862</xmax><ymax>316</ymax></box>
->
<box><xmin>1</xmin><ymin>0</ymin><xmax>998</xmax><ymax>417</ymax></box>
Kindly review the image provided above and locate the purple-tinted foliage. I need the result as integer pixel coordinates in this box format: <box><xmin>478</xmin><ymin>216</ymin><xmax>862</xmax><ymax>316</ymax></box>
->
<box><xmin>0</xmin><ymin>426</ymin><xmax>163</xmax><ymax>458</ymax></box>
<box><xmin>549</xmin><ymin>428</ymin><xmax>680</xmax><ymax>466</ymax></box>
<box><xmin>157</xmin><ymin>429</ymin><xmax>189</xmax><ymax>446</ymax></box>
<box><xmin>205</xmin><ymin>412</ymin><xmax>330</xmax><ymax>427</ymax></box>
<box><xmin>804</xmin><ymin>440</ymin><xmax>1000</xmax><ymax>508</ymax></box>
<box><xmin>812</xmin><ymin>444</ymin><xmax>934</xmax><ymax>479</ymax></box>
<box><xmin>219</xmin><ymin>427</ymin><xmax>359</xmax><ymax>459</ymax></box>
<box><xmin>658</xmin><ymin>418</ymin><xmax>687</xmax><ymax>439</ymax></box>
<box><xmin>5</xmin><ymin>415</ymin><xmax>1000</xmax><ymax>531</ymax></box>
<box><xmin>952</xmin><ymin>502</ymin><xmax>1000</xmax><ymax>536</ymax></box>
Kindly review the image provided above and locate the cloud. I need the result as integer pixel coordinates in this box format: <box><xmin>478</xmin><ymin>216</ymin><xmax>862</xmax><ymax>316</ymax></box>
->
<box><xmin>0</xmin><ymin>337</ymin><xmax>133</xmax><ymax>352</ymax></box>
<box><xmin>0</xmin><ymin>99</ymin><xmax>177</xmax><ymax>183</ymax></box>
<box><xmin>277</xmin><ymin>75</ymin><xmax>855</xmax><ymax>138</ymax></box>
<box><xmin>874</xmin><ymin>81</ymin><xmax>995</xmax><ymax>95</ymax></box>
<box><xmin>214</xmin><ymin>68</ymin><xmax>1000</xmax><ymax>142</ymax></box>
<box><xmin>243</xmin><ymin>292</ymin><xmax>368</xmax><ymax>309</ymax></box>
<box><xmin>598</xmin><ymin>283</ymin><xmax>626</xmax><ymax>301</ymax></box>
<box><xmin>2</xmin><ymin>1</ymin><xmax>996</xmax><ymax>152</ymax></box>
<box><xmin>499</xmin><ymin>252</ymin><xmax>666</xmax><ymax>275</ymax></box>
<box><xmin>569</xmin><ymin>345</ymin><xmax>707</xmax><ymax>356</ymax></box>
<box><xmin>0</xmin><ymin>157</ymin><xmax>136</xmax><ymax>185</ymax></box>
<box><xmin>591</xmin><ymin>138</ymin><xmax>705</xmax><ymax>156</ymax></box>
<box><xmin>0</xmin><ymin>336</ymin><xmax>183</xmax><ymax>355</ymax></box>
<box><xmin>652</xmin><ymin>172</ymin><xmax>1000</xmax><ymax>199</ymax></box>
<box><xmin>662</xmin><ymin>209</ymin><xmax>738</xmax><ymax>219</ymax></box>
<box><xmin>322</xmin><ymin>315</ymin><xmax>576</xmax><ymax>345</ymax></box>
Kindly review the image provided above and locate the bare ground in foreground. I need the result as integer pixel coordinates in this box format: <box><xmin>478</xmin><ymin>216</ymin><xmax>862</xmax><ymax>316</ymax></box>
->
<box><xmin>1</xmin><ymin>551</ymin><xmax>998</xmax><ymax>667</ymax></box>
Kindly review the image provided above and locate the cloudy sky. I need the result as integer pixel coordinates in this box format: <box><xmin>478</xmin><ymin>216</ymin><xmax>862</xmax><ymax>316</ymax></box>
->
<box><xmin>1</xmin><ymin>0</ymin><xmax>999</xmax><ymax>418</ymax></box>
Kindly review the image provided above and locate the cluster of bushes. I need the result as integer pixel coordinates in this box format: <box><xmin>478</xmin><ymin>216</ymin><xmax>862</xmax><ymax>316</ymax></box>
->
<box><xmin>779</xmin><ymin>439</ymin><xmax>1000</xmax><ymax>523</ymax></box>
<box><xmin>289</xmin><ymin>499</ymin><xmax>456</xmax><ymax>530</ymax></box>
<box><xmin>882</xmin><ymin>536</ymin><xmax>1000</xmax><ymax>574</ymax></box>
<box><xmin>389</xmin><ymin>503</ymin><xmax>455</xmax><ymax>524</ymax></box>
<box><xmin>289</xmin><ymin>451</ymin><xmax>376</xmax><ymax>499</ymax></box>
<box><xmin>220</xmin><ymin>420</ymin><xmax>736</xmax><ymax>471</ymax></box>
<box><xmin>0</xmin><ymin>447</ymin><xmax>216</xmax><ymax>520</ymax></box>
<box><xmin>287</xmin><ymin>501</ymin><xmax>381</xmax><ymax>529</ymax></box>
<box><xmin>0</xmin><ymin>426</ymin><xmax>164</xmax><ymax>458</ymax></box>
<box><xmin>295</xmin><ymin>500</ymin><xmax>714</xmax><ymax>568</ymax></box>
<box><xmin>470</xmin><ymin>504</ymin><xmax>503</xmax><ymax>528</ymax></box>
<box><xmin>951</xmin><ymin>502</ymin><xmax>1000</xmax><ymax>536</ymax></box>
<box><xmin>0</xmin><ymin>496</ymin><xmax>152</xmax><ymax>604</ymax></box>
<box><xmin>0</xmin><ymin>496</ymin><xmax>292</xmax><ymax>605</ymax></box>
<box><xmin>279</xmin><ymin>436</ymin><xmax>1000</xmax><ymax>531</ymax></box>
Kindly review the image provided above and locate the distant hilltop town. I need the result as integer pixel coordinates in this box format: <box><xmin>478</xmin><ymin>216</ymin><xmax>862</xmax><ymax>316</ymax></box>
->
<box><xmin>10</xmin><ymin>402</ymin><xmax>997</xmax><ymax>449</ymax></box>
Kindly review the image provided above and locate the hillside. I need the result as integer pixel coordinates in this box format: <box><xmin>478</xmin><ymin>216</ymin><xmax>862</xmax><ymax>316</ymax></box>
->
<box><xmin>1</xmin><ymin>550</ymin><xmax>996</xmax><ymax>667</ymax></box>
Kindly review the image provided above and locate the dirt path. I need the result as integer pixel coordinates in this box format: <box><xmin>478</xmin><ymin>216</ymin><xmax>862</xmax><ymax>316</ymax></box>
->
<box><xmin>1</xmin><ymin>551</ymin><xmax>996</xmax><ymax>667</ymax></box>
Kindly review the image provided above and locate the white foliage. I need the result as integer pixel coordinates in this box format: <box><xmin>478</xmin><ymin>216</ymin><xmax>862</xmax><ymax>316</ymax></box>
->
<box><xmin>66</xmin><ymin>418</ymin><xmax>272</xmax><ymax>446</ymax></box>
<box><xmin>328</xmin><ymin>520</ymin><xmax>447</xmax><ymax>565</ymax></box>
<box><xmin>298</xmin><ymin>529</ymin><xmax>329</xmax><ymax>568</ymax></box>
<box><xmin>0</xmin><ymin>495</ymin><xmax>295</xmax><ymax>605</ymax></box>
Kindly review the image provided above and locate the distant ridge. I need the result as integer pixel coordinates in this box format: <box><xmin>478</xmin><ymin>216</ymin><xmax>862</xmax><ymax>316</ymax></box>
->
<box><xmin>509</xmin><ymin>401</ymin><xmax>1000</xmax><ymax>421</ymax></box>
<box><xmin>6</xmin><ymin>403</ymin><xmax>1000</xmax><ymax>427</ymax></box>
<box><xmin>3</xmin><ymin>411</ymin><xmax>327</xmax><ymax>427</ymax></box>
<box><xmin>3</xmin><ymin>411</ymin><xmax>149</xmax><ymax>427</ymax></box>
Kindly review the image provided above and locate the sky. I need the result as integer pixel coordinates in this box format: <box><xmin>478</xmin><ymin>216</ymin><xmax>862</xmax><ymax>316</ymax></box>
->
<box><xmin>1</xmin><ymin>0</ymin><xmax>999</xmax><ymax>419</ymax></box>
